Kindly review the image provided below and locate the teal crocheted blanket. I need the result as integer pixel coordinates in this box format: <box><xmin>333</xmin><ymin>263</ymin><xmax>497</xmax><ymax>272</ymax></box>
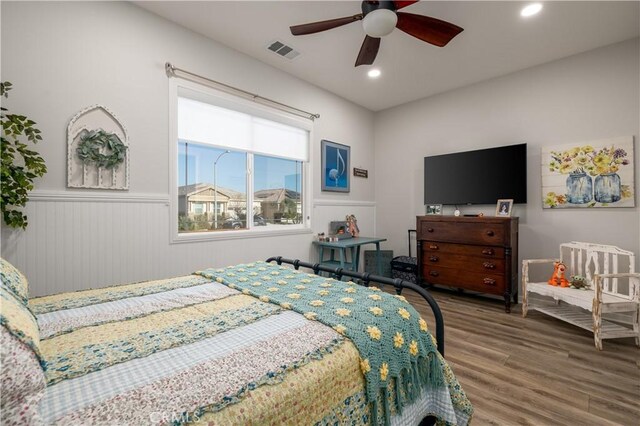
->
<box><xmin>196</xmin><ymin>262</ymin><xmax>445</xmax><ymax>425</ymax></box>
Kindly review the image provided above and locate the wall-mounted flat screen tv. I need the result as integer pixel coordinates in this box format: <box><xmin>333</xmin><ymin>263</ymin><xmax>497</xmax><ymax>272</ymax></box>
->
<box><xmin>424</xmin><ymin>143</ymin><xmax>527</xmax><ymax>205</ymax></box>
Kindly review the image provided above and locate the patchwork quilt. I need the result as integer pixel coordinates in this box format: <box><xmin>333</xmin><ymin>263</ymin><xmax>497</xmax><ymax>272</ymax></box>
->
<box><xmin>24</xmin><ymin>262</ymin><xmax>472</xmax><ymax>425</ymax></box>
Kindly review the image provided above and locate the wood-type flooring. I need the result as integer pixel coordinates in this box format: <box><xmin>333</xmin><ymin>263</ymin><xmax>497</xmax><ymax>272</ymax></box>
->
<box><xmin>398</xmin><ymin>288</ymin><xmax>639</xmax><ymax>425</ymax></box>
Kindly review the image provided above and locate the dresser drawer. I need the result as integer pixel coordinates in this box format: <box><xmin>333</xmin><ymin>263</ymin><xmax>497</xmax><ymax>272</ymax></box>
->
<box><xmin>422</xmin><ymin>265</ymin><xmax>505</xmax><ymax>295</ymax></box>
<box><xmin>419</xmin><ymin>220</ymin><xmax>506</xmax><ymax>246</ymax></box>
<box><xmin>422</xmin><ymin>241</ymin><xmax>505</xmax><ymax>258</ymax></box>
<box><xmin>423</xmin><ymin>252</ymin><xmax>506</xmax><ymax>274</ymax></box>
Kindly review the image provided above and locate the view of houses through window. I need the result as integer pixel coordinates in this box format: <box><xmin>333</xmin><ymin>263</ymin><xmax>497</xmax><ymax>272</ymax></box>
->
<box><xmin>178</xmin><ymin>141</ymin><xmax>303</xmax><ymax>233</ymax></box>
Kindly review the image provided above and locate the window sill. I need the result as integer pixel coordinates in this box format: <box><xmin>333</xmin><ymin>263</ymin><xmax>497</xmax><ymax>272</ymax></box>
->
<box><xmin>170</xmin><ymin>226</ymin><xmax>312</xmax><ymax>244</ymax></box>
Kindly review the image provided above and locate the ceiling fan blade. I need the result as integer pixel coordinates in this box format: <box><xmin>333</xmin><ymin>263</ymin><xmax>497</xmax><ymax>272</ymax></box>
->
<box><xmin>393</xmin><ymin>1</ymin><xmax>419</xmax><ymax>10</ymax></box>
<box><xmin>355</xmin><ymin>35</ymin><xmax>381</xmax><ymax>67</ymax></box>
<box><xmin>290</xmin><ymin>14</ymin><xmax>363</xmax><ymax>36</ymax></box>
<box><xmin>396</xmin><ymin>12</ymin><xmax>463</xmax><ymax>47</ymax></box>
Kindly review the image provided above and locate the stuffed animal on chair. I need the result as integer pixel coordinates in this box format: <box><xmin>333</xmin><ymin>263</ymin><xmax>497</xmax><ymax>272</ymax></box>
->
<box><xmin>548</xmin><ymin>261</ymin><xmax>570</xmax><ymax>287</ymax></box>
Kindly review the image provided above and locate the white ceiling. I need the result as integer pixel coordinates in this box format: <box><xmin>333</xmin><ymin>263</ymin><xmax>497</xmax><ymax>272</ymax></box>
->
<box><xmin>136</xmin><ymin>1</ymin><xmax>640</xmax><ymax>111</ymax></box>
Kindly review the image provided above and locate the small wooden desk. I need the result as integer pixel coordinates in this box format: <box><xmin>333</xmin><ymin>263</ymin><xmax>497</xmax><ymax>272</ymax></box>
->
<box><xmin>312</xmin><ymin>236</ymin><xmax>387</xmax><ymax>276</ymax></box>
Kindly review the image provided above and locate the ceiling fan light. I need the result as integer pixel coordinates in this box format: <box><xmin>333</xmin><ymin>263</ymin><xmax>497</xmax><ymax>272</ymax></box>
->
<box><xmin>362</xmin><ymin>9</ymin><xmax>397</xmax><ymax>37</ymax></box>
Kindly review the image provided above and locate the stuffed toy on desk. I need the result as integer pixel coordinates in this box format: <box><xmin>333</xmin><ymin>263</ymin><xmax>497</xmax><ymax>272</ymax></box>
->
<box><xmin>346</xmin><ymin>214</ymin><xmax>359</xmax><ymax>238</ymax></box>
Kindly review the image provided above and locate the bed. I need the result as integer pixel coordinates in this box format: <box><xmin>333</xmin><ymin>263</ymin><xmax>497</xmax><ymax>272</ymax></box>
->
<box><xmin>1</xmin><ymin>256</ymin><xmax>472</xmax><ymax>425</ymax></box>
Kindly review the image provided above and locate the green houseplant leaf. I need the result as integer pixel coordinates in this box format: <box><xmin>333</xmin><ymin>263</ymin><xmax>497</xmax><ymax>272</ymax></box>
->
<box><xmin>1</xmin><ymin>81</ymin><xmax>47</xmax><ymax>229</ymax></box>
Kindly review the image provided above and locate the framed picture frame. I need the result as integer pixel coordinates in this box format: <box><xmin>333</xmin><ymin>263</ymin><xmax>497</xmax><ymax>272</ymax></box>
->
<box><xmin>321</xmin><ymin>139</ymin><xmax>350</xmax><ymax>192</ymax></box>
<box><xmin>495</xmin><ymin>199</ymin><xmax>513</xmax><ymax>217</ymax></box>
<box><xmin>541</xmin><ymin>137</ymin><xmax>635</xmax><ymax>208</ymax></box>
<box><xmin>426</xmin><ymin>204</ymin><xmax>442</xmax><ymax>215</ymax></box>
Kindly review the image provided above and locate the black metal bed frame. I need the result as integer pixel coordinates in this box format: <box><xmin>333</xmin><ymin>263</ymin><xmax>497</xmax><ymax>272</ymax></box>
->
<box><xmin>266</xmin><ymin>256</ymin><xmax>445</xmax><ymax>356</ymax></box>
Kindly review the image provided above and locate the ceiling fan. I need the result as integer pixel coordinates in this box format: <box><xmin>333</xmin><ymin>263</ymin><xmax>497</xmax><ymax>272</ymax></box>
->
<box><xmin>290</xmin><ymin>1</ymin><xmax>463</xmax><ymax>67</ymax></box>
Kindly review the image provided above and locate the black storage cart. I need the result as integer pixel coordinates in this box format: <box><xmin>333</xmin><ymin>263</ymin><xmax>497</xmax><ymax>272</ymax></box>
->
<box><xmin>391</xmin><ymin>229</ymin><xmax>418</xmax><ymax>284</ymax></box>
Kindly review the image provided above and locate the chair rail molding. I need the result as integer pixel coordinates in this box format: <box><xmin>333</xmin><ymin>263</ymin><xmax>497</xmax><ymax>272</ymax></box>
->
<box><xmin>28</xmin><ymin>190</ymin><xmax>169</xmax><ymax>204</ymax></box>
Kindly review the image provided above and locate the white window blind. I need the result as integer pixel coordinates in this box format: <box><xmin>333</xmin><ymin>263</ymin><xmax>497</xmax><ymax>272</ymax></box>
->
<box><xmin>178</xmin><ymin>97</ymin><xmax>309</xmax><ymax>161</ymax></box>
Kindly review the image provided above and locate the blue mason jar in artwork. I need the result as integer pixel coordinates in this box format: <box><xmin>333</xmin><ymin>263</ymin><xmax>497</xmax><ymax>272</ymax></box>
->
<box><xmin>566</xmin><ymin>172</ymin><xmax>593</xmax><ymax>204</ymax></box>
<box><xmin>594</xmin><ymin>172</ymin><xmax>621</xmax><ymax>203</ymax></box>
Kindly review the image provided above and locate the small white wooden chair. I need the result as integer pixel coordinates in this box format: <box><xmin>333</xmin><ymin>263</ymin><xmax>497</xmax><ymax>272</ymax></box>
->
<box><xmin>522</xmin><ymin>242</ymin><xmax>639</xmax><ymax>350</ymax></box>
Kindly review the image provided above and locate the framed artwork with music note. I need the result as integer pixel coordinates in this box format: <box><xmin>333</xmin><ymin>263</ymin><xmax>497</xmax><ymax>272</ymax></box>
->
<box><xmin>321</xmin><ymin>139</ymin><xmax>350</xmax><ymax>192</ymax></box>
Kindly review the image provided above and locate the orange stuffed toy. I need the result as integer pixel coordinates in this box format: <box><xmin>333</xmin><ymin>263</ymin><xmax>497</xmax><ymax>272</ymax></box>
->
<box><xmin>548</xmin><ymin>261</ymin><xmax>570</xmax><ymax>287</ymax></box>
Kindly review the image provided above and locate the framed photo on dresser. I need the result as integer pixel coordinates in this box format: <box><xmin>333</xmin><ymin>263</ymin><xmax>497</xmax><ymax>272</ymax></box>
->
<box><xmin>495</xmin><ymin>199</ymin><xmax>513</xmax><ymax>217</ymax></box>
<box><xmin>426</xmin><ymin>204</ymin><xmax>442</xmax><ymax>215</ymax></box>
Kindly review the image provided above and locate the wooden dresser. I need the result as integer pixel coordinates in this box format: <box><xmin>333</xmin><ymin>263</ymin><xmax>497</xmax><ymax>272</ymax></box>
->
<box><xmin>416</xmin><ymin>215</ymin><xmax>519</xmax><ymax>312</ymax></box>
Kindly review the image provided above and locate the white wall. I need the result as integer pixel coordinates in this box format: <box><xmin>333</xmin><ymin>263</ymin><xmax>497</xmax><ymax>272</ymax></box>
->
<box><xmin>0</xmin><ymin>1</ymin><xmax>376</xmax><ymax>296</ymax></box>
<box><xmin>375</xmin><ymin>38</ymin><xmax>640</xmax><ymax>280</ymax></box>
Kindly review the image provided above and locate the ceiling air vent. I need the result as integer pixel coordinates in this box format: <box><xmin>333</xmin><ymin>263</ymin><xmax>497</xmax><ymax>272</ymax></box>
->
<box><xmin>266</xmin><ymin>40</ymin><xmax>300</xmax><ymax>60</ymax></box>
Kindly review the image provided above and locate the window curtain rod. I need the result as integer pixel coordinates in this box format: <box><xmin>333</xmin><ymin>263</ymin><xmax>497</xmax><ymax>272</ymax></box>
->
<box><xmin>165</xmin><ymin>62</ymin><xmax>320</xmax><ymax>121</ymax></box>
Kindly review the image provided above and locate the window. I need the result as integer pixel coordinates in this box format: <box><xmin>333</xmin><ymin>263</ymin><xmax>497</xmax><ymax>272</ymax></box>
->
<box><xmin>254</xmin><ymin>155</ymin><xmax>303</xmax><ymax>226</ymax></box>
<box><xmin>178</xmin><ymin>142</ymin><xmax>247</xmax><ymax>232</ymax></box>
<box><xmin>171</xmin><ymin>81</ymin><xmax>311</xmax><ymax>241</ymax></box>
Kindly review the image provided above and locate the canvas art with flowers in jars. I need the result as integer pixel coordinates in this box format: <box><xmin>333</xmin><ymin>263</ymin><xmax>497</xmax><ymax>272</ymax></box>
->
<box><xmin>541</xmin><ymin>136</ymin><xmax>635</xmax><ymax>208</ymax></box>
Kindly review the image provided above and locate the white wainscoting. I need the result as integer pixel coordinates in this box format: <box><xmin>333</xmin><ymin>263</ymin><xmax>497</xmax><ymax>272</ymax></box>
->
<box><xmin>1</xmin><ymin>191</ymin><xmax>378</xmax><ymax>297</ymax></box>
<box><xmin>2</xmin><ymin>191</ymin><xmax>185</xmax><ymax>297</ymax></box>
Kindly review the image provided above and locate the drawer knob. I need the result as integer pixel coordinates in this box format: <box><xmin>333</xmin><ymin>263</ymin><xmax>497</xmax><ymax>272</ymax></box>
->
<box><xmin>429</xmin><ymin>256</ymin><xmax>439</xmax><ymax>262</ymax></box>
<box><xmin>429</xmin><ymin>271</ymin><xmax>439</xmax><ymax>277</ymax></box>
<box><xmin>483</xmin><ymin>262</ymin><xmax>496</xmax><ymax>270</ymax></box>
<box><xmin>481</xmin><ymin>248</ymin><xmax>494</xmax><ymax>255</ymax></box>
<box><xmin>483</xmin><ymin>278</ymin><xmax>497</xmax><ymax>286</ymax></box>
<box><xmin>427</xmin><ymin>228</ymin><xmax>434</xmax><ymax>233</ymax></box>
<box><xmin>486</xmin><ymin>230</ymin><xmax>495</xmax><ymax>237</ymax></box>
<box><xmin>429</xmin><ymin>244</ymin><xmax>439</xmax><ymax>250</ymax></box>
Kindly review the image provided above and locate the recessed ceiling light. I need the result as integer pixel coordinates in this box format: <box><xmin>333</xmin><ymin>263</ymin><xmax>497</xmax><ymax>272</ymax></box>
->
<box><xmin>368</xmin><ymin>69</ymin><xmax>381</xmax><ymax>78</ymax></box>
<box><xmin>521</xmin><ymin>3</ymin><xmax>543</xmax><ymax>17</ymax></box>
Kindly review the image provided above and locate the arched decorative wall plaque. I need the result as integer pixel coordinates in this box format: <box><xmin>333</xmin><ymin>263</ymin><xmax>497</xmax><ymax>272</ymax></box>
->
<box><xmin>67</xmin><ymin>105</ymin><xmax>129</xmax><ymax>190</ymax></box>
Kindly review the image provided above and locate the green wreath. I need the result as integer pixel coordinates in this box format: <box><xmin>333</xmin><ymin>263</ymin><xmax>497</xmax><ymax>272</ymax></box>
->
<box><xmin>76</xmin><ymin>129</ymin><xmax>127</xmax><ymax>169</ymax></box>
